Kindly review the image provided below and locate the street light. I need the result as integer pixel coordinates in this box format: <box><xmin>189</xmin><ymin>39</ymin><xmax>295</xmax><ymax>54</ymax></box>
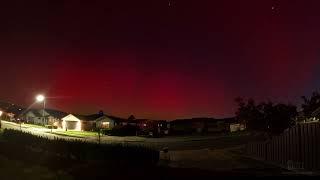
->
<box><xmin>36</xmin><ymin>94</ymin><xmax>47</xmax><ymax>129</ymax></box>
<box><xmin>36</xmin><ymin>95</ymin><xmax>45</xmax><ymax>102</ymax></box>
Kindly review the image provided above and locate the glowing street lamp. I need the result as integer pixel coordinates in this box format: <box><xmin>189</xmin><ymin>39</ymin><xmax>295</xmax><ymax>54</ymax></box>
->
<box><xmin>36</xmin><ymin>95</ymin><xmax>45</xmax><ymax>102</ymax></box>
<box><xmin>36</xmin><ymin>94</ymin><xmax>46</xmax><ymax>128</ymax></box>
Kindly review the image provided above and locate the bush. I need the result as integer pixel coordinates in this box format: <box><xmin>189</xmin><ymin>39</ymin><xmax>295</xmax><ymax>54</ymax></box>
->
<box><xmin>0</xmin><ymin>129</ymin><xmax>159</xmax><ymax>165</ymax></box>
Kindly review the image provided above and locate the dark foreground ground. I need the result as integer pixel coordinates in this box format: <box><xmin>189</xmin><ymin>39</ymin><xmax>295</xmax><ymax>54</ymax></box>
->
<box><xmin>0</xmin><ymin>133</ymin><xmax>296</xmax><ymax>179</ymax></box>
<box><xmin>0</xmin><ymin>154</ymin><xmax>290</xmax><ymax>180</ymax></box>
<box><xmin>0</xmin><ymin>155</ymin><xmax>294</xmax><ymax>179</ymax></box>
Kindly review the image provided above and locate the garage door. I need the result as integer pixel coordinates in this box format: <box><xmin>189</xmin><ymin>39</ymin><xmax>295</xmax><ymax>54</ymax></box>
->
<box><xmin>66</xmin><ymin>121</ymin><xmax>78</xmax><ymax>130</ymax></box>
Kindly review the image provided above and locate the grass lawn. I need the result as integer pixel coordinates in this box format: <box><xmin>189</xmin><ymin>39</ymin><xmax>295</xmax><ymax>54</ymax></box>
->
<box><xmin>22</xmin><ymin>123</ymin><xmax>46</xmax><ymax>129</ymax></box>
<box><xmin>52</xmin><ymin>130</ymin><xmax>98</xmax><ymax>138</ymax></box>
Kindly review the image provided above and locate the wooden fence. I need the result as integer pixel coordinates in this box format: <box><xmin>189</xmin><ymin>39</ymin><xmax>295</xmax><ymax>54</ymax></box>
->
<box><xmin>247</xmin><ymin>123</ymin><xmax>320</xmax><ymax>171</ymax></box>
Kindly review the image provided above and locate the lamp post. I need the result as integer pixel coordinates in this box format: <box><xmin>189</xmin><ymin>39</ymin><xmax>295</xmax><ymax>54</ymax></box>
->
<box><xmin>36</xmin><ymin>95</ymin><xmax>48</xmax><ymax>131</ymax></box>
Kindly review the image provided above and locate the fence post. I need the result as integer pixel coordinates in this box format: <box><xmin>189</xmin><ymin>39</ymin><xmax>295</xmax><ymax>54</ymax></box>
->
<box><xmin>304</xmin><ymin>124</ymin><xmax>310</xmax><ymax>170</ymax></box>
<box><xmin>280</xmin><ymin>135</ymin><xmax>284</xmax><ymax>165</ymax></box>
<box><xmin>289</xmin><ymin>128</ymin><xmax>292</xmax><ymax>164</ymax></box>
<box><xmin>311</xmin><ymin>123</ymin><xmax>316</xmax><ymax>170</ymax></box>
<box><xmin>315</xmin><ymin>123</ymin><xmax>320</xmax><ymax>170</ymax></box>
<box><xmin>301</xmin><ymin>124</ymin><xmax>305</xmax><ymax>169</ymax></box>
<box><xmin>265</xmin><ymin>141</ymin><xmax>268</xmax><ymax>160</ymax></box>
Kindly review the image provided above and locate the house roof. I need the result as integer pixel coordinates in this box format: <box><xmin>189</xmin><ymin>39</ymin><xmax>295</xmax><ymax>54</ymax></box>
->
<box><xmin>30</xmin><ymin>110</ymin><xmax>42</xmax><ymax>117</ymax></box>
<box><xmin>22</xmin><ymin>109</ymin><xmax>68</xmax><ymax>119</ymax></box>
<box><xmin>70</xmin><ymin>113</ymin><xmax>128</xmax><ymax>122</ymax></box>
<box><xmin>71</xmin><ymin>114</ymin><xmax>104</xmax><ymax>121</ymax></box>
<box><xmin>44</xmin><ymin>109</ymin><xmax>68</xmax><ymax>119</ymax></box>
<box><xmin>106</xmin><ymin>115</ymin><xmax>127</xmax><ymax>122</ymax></box>
<box><xmin>95</xmin><ymin>115</ymin><xmax>124</xmax><ymax>122</ymax></box>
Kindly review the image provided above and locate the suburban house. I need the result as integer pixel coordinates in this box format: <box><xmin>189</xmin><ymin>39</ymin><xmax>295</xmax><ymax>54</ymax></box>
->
<box><xmin>170</xmin><ymin>117</ymin><xmax>244</xmax><ymax>134</ymax></box>
<box><xmin>223</xmin><ymin>117</ymin><xmax>246</xmax><ymax>132</ymax></box>
<box><xmin>170</xmin><ymin>119</ymin><xmax>202</xmax><ymax>134</ymax></box>
<box><xmin>147</xmin><ymin>120</ymin><xmax>170</xmax><ymax>136</ymax></box>
<box><xmin>95</xmin><ymin>114</ymin><xmax>170</xmax><ymax>136</ymax></box>
<box><xmin>95</xmin><ymin>115</ymin><xmax>126</xmax><ymax>129</ymax></box>
<box><xmin>295</xmin><ymin>111</ymin><xmax>307</xmax><ymax>124</ymax></box>
<box><xmin>124</xmin><ymin>115</ymin><xmax>170</xmax><ymax>136</ymax></box>
<box><xmin>23</xmin><ymin>109</ymin><xmax>43</xmax><ymax>124</ymax></box>
<box><xmin>296</xmin><ymin>108</ymin><xmax>320</xmax><ymax>124</ymax></box>
<box><xmin>0</xmin><ymin>108</ymin><xmax>17</xmax><ymax>122</ymax></box>
<box><xmin>311</xmin><ymin>107</ymin><xmax>320</xmax><ymax>122</ymax></box>
<box><xmin>22</xmin><ymin>109</ymin><xmax>68</xmax><ymax>126</ymax></box>
<box><xmin>0</xmin><ymin>101</ymin><xmax>24</xmax><ymax>121</ymax></box>
<box><xmin>61</xmin><ymin>114</ymin><xmax>103</xmax><ymax>131</ymax></box>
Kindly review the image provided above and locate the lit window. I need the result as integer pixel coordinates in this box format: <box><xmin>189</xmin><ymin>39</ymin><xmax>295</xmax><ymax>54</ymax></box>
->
<box><xmin>102</xmin><ymin>122</ymin><xmax>110</xmax><ymax>128</ymax></box>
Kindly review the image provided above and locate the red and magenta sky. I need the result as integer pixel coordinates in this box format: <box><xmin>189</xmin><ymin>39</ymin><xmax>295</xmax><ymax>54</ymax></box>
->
<box><xmin>1</xmin><ymin>0</ymin><xmax>320</xmax><ymax>119</ymax></box>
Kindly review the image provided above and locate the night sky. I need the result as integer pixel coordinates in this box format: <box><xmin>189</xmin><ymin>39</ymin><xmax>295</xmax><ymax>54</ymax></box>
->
<box><xmin>1</xmin><ymin>0</ymin><xmax>320</xmax><ymax>120</ymax></box>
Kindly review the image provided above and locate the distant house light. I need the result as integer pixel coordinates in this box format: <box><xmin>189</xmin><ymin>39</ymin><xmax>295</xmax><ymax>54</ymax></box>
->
<box><xmin>102</xmin><ymin>122</ymin><xmax>110</xmax><ymax>128</ymax></box>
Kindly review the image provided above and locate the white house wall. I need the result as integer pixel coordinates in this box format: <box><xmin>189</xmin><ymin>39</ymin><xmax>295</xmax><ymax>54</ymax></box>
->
<box><xmin>62</xmin><ymin>114</ymin><xmax>81</xmax><ymax>131</ymax></box>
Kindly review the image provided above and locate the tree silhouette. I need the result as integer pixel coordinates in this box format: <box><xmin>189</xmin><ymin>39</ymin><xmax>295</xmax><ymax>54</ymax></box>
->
<box><xmin>269</xmin><ymin>103</ymin><xmax>297</xmax><ymax>133</ymax></box>
<box><xmin>301</xmin><ymin>90</ymin><xmax>320</xmax><ymax>118</ymax></box>
<box><xmin>235</xmin><ymin>97</ymin><xmax>264</xmax><ymax>130</ymax></box>
<box><xmin>235</xmin><ymin>98</ymin><xmax>297</xmax><ymax>134</ymax></box>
